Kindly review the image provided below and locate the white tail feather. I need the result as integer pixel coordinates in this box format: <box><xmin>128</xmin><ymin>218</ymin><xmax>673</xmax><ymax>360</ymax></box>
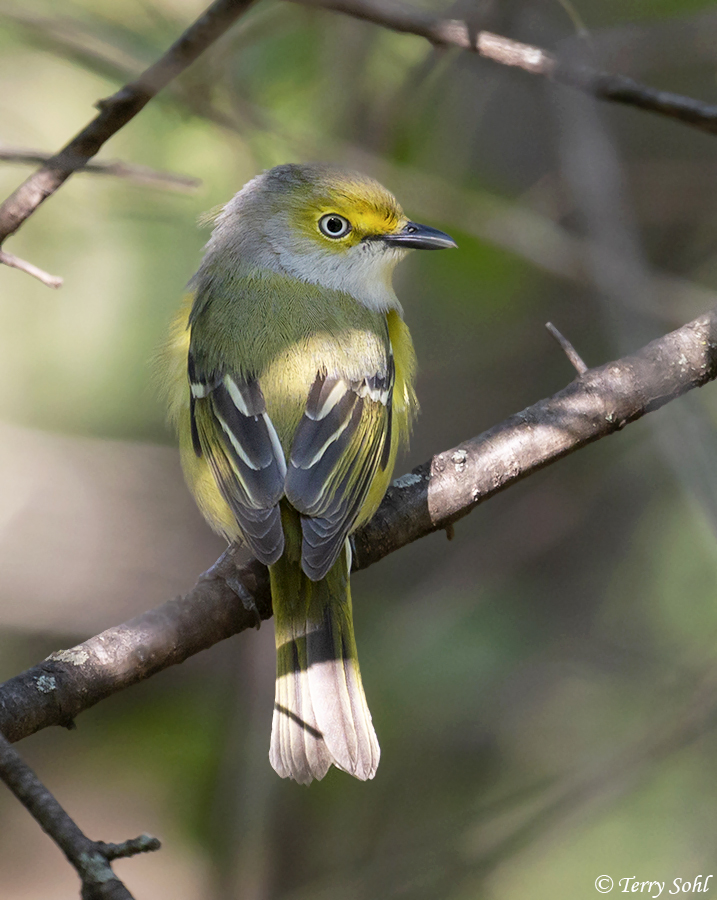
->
<box><xmin>269</xmin><ymin>540</ymin><xmax>380</xmax><ymax>784</ymax></box>
<box><xmin>270</xmin><ymin>656</ymin><xmax>379</xmax><ymax>783</ymax></box>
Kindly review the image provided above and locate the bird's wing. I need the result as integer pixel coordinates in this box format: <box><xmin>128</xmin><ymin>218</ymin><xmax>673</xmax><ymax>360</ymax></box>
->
<box><xmin>285</xmin><ymin>362</ymin><xmax>394</xmax><ymax>581</ymax></box>
<box><xmin>188</xmin><ymin>350</ymin><xmax>286</xmax><ymax>564</ymax></box>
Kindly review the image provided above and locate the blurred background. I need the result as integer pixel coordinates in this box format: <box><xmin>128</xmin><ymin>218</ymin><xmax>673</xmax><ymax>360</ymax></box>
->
<box><xmin>1</xmin><ymin>0</ymin><xmax>717</xmax><ymax>897</ymax></box>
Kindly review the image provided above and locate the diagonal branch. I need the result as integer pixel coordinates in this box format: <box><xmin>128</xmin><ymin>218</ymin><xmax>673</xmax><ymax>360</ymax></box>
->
<box><xmin>545</xmin><ymin>321</ymin><xmax>588</xmax><ymax>375</ymax></box>
<box><xmin>1</xmin><ymin>307</ymin><xmax>716</xmax><ymax>744</ymax></box>
<box><xmin>0</xmin><ymin>146</ymin><xmax>201</xmax><ymax>193</ymax></box>
<box><xmin>0</xmin><ymin>250</ymin><xmax>63</xmax><ymax>288</ymax></box>
<box><xmin>0</xmin><ymin>731</ymin><xmax>159</xmax><ymax>899</ymax></box>
<box><xmin>296</xmin><ymin>0</ymin><xmax>717</xmax><ymax>136</ymax></box>
<box><xmin>0</xmin><ymin>0</ymin><xmax>257</xmax><ymax>260</ymax></box>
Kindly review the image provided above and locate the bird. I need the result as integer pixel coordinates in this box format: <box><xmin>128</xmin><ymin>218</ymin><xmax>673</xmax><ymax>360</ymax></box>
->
<box><xmin>162</xmin><ymin>163</ymin><xmax>456</xmax><ymax>784</ymax></box>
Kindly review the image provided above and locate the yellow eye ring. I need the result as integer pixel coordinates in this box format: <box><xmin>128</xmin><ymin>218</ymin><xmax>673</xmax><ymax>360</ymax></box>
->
<box><xmin>318</xmin><ymin>214</ymin><xmax>351</xmax><ymax>239</ymax></box>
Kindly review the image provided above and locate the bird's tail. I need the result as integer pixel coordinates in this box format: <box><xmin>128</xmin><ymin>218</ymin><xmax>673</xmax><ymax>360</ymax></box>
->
<box><xmin>268</xmin><ymin>538</ymin><xmax>380</xmax><ymax>785</ymax></box>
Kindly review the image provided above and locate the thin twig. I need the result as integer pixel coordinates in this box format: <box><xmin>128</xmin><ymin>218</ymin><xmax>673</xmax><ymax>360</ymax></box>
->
<box><xmin>0</xmin><ymin>250</ymin><xmax>62</xmax><ymax>288</ymax></box>
<box><xmin>0</xmin><ymin>731</ymin><xmax>159</xmax><ymax>899</ymax></box>
<box><xmin>0</xmin><ymin>146</ymin><xmax>201</xmax><ymax>193</ymax></box>
<box><xmin>0</xmin><ymin>0</ymin><xmax>257</xmax><ymax>280</ymax></box>
<box><xmin>297</xmin><ymin>0</ymin><xmax>717</xmax><ymax>136</ymax></box>
<box><xmin>0</xmin><ymin>7</ymin><xmax>250</xmax><ymax>135</ymax></box>
<box><xmin>1</xmin><ymin>306</ymin><xmax>716</xmax><ymax>744</ymax></box>
<box><xmin>545</xmin><ymin>321</ymin><xmax>588</xmax><ymax>374</ymax></box>
<box><xmin>98</xmin><ymin>835</ymin><xmax>162</xmax><ymax>861</ymax></box>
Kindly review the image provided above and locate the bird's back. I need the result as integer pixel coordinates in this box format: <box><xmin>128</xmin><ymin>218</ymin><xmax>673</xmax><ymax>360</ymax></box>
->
<box><xmin>189</xmin><ymin>268</ymin><xmax>393</xmax><ymax>449</ymax></box>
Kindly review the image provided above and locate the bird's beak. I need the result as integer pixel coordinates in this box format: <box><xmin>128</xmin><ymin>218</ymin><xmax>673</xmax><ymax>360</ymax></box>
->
<box><xmin>381</xmin><ymin>221</ymin><xmax>457</xmax><ymax>251</ymax></box>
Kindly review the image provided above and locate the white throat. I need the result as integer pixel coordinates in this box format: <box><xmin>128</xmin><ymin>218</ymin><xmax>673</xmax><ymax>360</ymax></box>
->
<box><xmin>271</xmin><ymin>239</ymin><xmax>406</xmax><ymax>313</ymax></box>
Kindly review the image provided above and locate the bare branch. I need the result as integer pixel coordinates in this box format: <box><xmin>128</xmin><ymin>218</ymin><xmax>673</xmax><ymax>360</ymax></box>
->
<box><xmin>0</xmin><ymin>8</ymin><xmax>250</xmax><ymax>135</ymax></box>
<box><xmin>297</xmin><ymin>0</ymin><xmax>717</xmax><ymax>136</ymax></box>
<box><xmin>1</xmin><ymin>307</ymin><xmax>716</xmax><ymax>744</ymax></box>
<box><xmin>0</xmin><ymin>0</ymin><xmax>257</xmax><ymax>265</ymax></box>
<box><xmin>0</xmin><ymin>146</ymin><xmax>201</xmax><ymax>193</ymax></box>
<box><xmin>98</xmin><ymin>835</ymin><xmax>162</xmax><ymax>862</ymax></box>
<box><xmin>0</xmin><ymin>731</ymin><xmax>159</xmax><ymax>899</ymax></box>
<box><xmin>0</xmin><ymin>250</ymin><xmax>62</xmax><ymax>288</ymax></box>
<box><xmin>545</xmin><ymin>321</ymin><xmax>588</xmax><ymax>374</ymax></box>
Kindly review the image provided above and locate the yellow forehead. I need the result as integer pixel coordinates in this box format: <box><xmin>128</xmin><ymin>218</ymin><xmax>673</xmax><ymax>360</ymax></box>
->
<box><xmin>288</xmin><ymin>170</ymin><xmax>406</xmax><ymax>246</ymax></box>
<box><xmin>317</xmin><ymin>198</ymin><xmax>404</xmax><ymax>239</ymax></box>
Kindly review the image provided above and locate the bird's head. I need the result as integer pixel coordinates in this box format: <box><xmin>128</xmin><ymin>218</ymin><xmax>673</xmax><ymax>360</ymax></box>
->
<box><xmin>206</xmin><ymin>163</ymin><xmax>456</xmax><ymax>312</ymax></box>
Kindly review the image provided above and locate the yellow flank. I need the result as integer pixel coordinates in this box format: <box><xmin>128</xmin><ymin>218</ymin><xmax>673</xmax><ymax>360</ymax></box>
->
<box><xmin>159</xmin><ymin>295</ymin><xmax>238</xmax><ymax>538</ymax></box>
<box><xmin>387</xmin><ymin>307</ymin><xmax>418</xmax><ymax>442</ymax></box>
<box><xmin>355</xmin><ymin>309</ymin><xmax>418</xmax><ymax>529</ymax></box>
<box><xmin>157</xmin><ymin>293</ymin><xmax>193</xmax><ymax>430</ymax></box>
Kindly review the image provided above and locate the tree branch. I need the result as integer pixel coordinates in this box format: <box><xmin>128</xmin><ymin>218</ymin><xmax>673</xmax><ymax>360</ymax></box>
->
<box><xmin>0</xmin><ymin>731</ymin><xmax>159</xmax><ymax>899</ymax></box>
<box><xmin>296</xmin><ymin>0</ymin><xmax>717</xmax><ymax>137</ymax></box>
<box><xmin>0</xmin><ymin>146</ymin><xmax>201</xmax><ymax>193</ymax></box>
<box><xmin>0</xmin><ymin>0</ymin><xmax>256</xmax><ymax>271</ymax></box>
<box><xmin>545</xmin><ymin>321</ymin><xmax>588</xmax><ymax>375</ymax></box>
<box><xmin>1</xmin><ymin>307</ymin><xmax>716</xmax><ymax>744</ymax></box>
<box><xmin>0</xmin><ymin>250</ymin><xmax>63</xmax><ymax>288</ymax></box>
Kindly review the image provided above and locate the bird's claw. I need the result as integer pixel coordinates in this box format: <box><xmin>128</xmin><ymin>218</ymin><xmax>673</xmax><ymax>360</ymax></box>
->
<box><xmin>200</xmin><ymin>547</ymin><xmax>262</xmax><ymax>629</ymax></box>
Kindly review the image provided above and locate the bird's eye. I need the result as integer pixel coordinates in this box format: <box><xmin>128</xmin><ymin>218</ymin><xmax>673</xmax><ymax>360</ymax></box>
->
<box><xmin>318</xmin><ymin>214</ymin><xmax>351</xmax><ymax>239</ymax></box>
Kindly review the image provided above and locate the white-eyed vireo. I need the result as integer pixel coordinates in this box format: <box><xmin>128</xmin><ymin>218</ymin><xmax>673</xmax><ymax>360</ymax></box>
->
<box><xmin>163</xmin><ymin>164</ymin><xmax>456</xmax><ymax>784</ymax></box>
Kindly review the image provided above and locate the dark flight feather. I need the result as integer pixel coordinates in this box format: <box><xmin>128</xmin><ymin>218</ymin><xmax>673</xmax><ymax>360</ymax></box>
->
<box><xmin>188</xmin><ymin>350</ymin><xmax>287</xmax><ymax>563</ymax></box>
<box><xmin>285</xmin><ymin>370</ymin><xmax>393</xmax><ymax>581</ymax></box>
